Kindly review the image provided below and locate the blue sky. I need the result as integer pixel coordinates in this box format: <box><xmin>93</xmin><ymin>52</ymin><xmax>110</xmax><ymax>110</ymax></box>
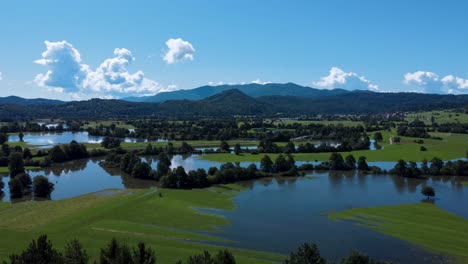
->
<box><xmin>0</xmin><ymin>0</ymin><xmax>467</xmax><ymax>100</ymax></box>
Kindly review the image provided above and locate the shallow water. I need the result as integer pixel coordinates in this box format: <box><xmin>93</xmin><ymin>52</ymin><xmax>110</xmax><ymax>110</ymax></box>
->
<box><xmin>207</xmin><ymin>173</ymin><xmax>466</xmax><ymax>263</ymax></box>
<box><xmin>8</xmin><ymin>131</ymin><xmax>165</xmax><ymax>147</ymax></box>
<box><xmin>0</xmin><ymin>154</ymin><xmax>465</xmax><ymax>263</ymax></box>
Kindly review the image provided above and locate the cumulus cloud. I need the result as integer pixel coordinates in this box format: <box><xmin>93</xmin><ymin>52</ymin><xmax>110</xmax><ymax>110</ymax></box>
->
<box><xmin>34</xmin><ymin>40</ymin><xmax>163</xmax><ymax>97</ymax></box>
<box><xmin>251</xmin><ymin>79</ymin><xmax>271</xmax><ymax>85</ymax></box>
<box><xmin>313</xmin><ymin>67</ymin><xmax>379</xmax><ymax>91</ymax></box>
<box><xmin>403</xmin><ymin>71</ymin><xmax>468</xmax><ymax>94</ymax></box>
<box><xmin>163</xmin><ymin>38</ymin><xmax>195</xmax><ymax>64</ymax></box>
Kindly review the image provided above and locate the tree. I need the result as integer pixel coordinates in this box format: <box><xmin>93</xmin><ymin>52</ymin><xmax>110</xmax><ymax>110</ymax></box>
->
<box><xmin>284</xmin><ymin>141</ymin><xmax>296</xmax><ymax>154</ymax></box>
<box><xmin>260</xmin><ymin>155</ymin><xmax>274</xmax><ymax>173</ymax></box>
<box><xmin>373</xmin><ymin>132</ymin><xmax>383</xmax><ymax>142</ymax></box>
<box><xmin>357</xmin><ymin>156</ymin><xmax>368</xmax><ymax>171</ymax></box>
<box><xmin>274</xmin><ymin>154</ymin><xmax>290</xmax><ymax>172</ymax></box>
<box><xmin>23</xmin><ymin>148</ymin><xmax>33</xmax><ymax>159</ymax></box>
<box><xmin>183</xmin><ymin>249</ymin><xmax>235</xmax><ymax>264</ymax></box>
<box><xmin>101</xmin><ymin>137</ymin><xmax>121</xmax><ymax>149</ymax></box>
<box><xmin>421</xmin><ymin>186</ymin><xmax>435</xmax><ymax>199</ymax></box>
<box><xmin>329</xmin><ymin>153</ymin><xmax>345</xmax><ymax>170</ymax></box>
<box><xmin>340</xmin><ymin>250</ymin><xmax>390</xmax><ymax>264</ymax></box>
<box><xmin>175</xmin><ymin>166</ymin><xmax>189</xmax><ymax>188</ymax></box>
<box><xmin>8</xmin><ymin>178</ymin><xmax>23</xmax><ymax>198</ymax></box>
<box><xmin>100</xmin><ymin>238</ymin><xmax>133</xmax><ymax>264</ymax></box>
<box><xmin>49</xmin><ymin>145</ymin><xmax>68</xmax><ymax>163</ymax></box>
<box><xmin>0</xmin><ymin>133</ymin><xmax>8</xmax><ymax>144</ymax></box>
<box><xmin>407</xmin><ymin>161</ymin><xmax>421</xmax><ymax>178</ymax></box>
<box><xmin>186</xmin><ymin>250</ymin><xmax>213</xmax><ymax>264</ymax></box>
<box><xmin>429</xmin><ymin>157</ymin><xmax>444</xmax><ymax>175</ymax></box>
<box><xmin>234</xmin><ymin>144</ymin><xmax>241</xmax><ymax>155</ymax></box>
<box><xmin>132</xmin><ymin>242</ymin><xmax>156</xmax><ymax>264</ymax></box>
<box><xmin>18</xmin><ymin>132</ymin><xmax>24</xmax><ymax>142</ymax></box>
<box><xmin>33</xmin><ymin>175</ymin><xmax>54</xmax><ymax>198</ymax></box>
<box><xmin>345</xmin><ymin>155</ymin><xmax>356</xmax><ymax>170</ymax></box>
<box><xmin>157</xmin><ymin>153</ymin><xmax>172</xmax><ymax>176</ymax></box>
<box><xmin>160</xmin><ymin>172</ymin><xmax>178</xmax><ymax>188</ymax></box>
<box><xmin>9</xmin><ymin>234</ymin><xmax>62</xmax><ymax>264</ymax></box>
<box><xmin>131</xmin><ymin>162</ymin><xmax>152</xmax><ymax>179</ymax></box>
<box><xmin>8</xmin><ymin>152</ymin><xmax>24</xmax><ymax>177</ymax></box>
<box><xmin>392</xmin><ymin>159</ymin><xmax>408</xmax><ymax>177</ymax></box>
<box><xmin>214</xmin><ymin>249</ymin><xmax>236</xmax><ymax>264</ymax></box>
<box><xmin>283</xmin><ymin>243</ymin><xmax>326</xmax><ymax>264</ymax></box>
<box><xmin>63</xmin><ymin>239</ymin><xmax>89</xmax><ymax>264</ymax></box>
<box><xmin>17</xmin><ymin>173</ymin><xmax>32</xmax><ymax>190</ymax></box>
<box><xmin>145</xmin><ymin>143</ymin><xmax>154</xmax><ymax>155</ymax></box>
<box><xmin>220</xmin><ymin>141</ymin><xmax>230</xmax><ymax>152</ymax></box>
<box><xmin>1</xmin><ymin>143</ymin><xmax>11</xmax><ymax>156</ymax></box>
<box><xmin>68</xmin><ymin>141</ymin><xmax>88</xmax><ymax>160</ymax></box>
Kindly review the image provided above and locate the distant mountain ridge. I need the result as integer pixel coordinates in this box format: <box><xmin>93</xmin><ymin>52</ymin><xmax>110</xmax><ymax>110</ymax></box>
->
<box><xmin>125</xmin><ymin>83</ymin><xmax>349</xmax><ymax>102</ymax></box>
<box><xmin>0</xmin><ymin>89</ymin><xmax>466</xmax><ymax>119</ymax></box>
<box><xmin>0</xmin><ymin>96</ymin><xmax>64</xmax><ymax>106</ymax></box>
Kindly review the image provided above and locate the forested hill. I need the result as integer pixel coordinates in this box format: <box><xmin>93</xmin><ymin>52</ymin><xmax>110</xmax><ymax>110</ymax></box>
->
<box><xmin>0</xmin><ymin>96</ymin><xmax>64</xmax><ymax>106</ymax></box>
<box><xmin>0</xmin><ymin>89</ymin><xmax>466</xmax><ymax>119</ymax></box>
<box><xmin>124</xmin><ymin>82</ymin><xmax>349</xmax><ymax>102</ymax></box>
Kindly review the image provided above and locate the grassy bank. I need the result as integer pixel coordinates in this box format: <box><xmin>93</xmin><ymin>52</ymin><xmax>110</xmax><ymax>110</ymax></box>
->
<box><xmin>0</xmin><ymin>166</ymin><xmax>41</xmax><ymax>174</ymax></box>
<box><xmin>328</xmin><ymin>203</ymin><xmax>468</xmax><ymax>261</ymax></box>
<box><xmin>0</xmin><ymin>186</ymin><xmax>283</xmax><ymax>263</ymax></box>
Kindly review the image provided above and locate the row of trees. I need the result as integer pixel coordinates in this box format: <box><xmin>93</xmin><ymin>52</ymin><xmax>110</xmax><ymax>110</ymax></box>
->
<box><xmin>9</xmin><ymin>235</ymin><xmax>391</xmax><ymax>264</ymax></box>
<box><xmin>7</xmin><ymin>173</ymin><xmax>54</xmax><ymax>199</ymax></box>
<box><xmin>390</xmin><ymin>158</ymin><xmax>468</xmax><ymax>178</ymax></box>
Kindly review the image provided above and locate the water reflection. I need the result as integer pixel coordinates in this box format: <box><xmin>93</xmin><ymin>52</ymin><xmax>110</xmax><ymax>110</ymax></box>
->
<box><xmin>0</xmin><ymin>154</ymin><xmax>465</xmax><ymax>263</ymax></box>
<box><xmin>8</xmin><ymin>131</ymin><xmax>165</xmax><ymax>147</ymax></box>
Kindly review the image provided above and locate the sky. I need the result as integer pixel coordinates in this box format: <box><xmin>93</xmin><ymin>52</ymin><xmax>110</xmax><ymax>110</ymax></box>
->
<box><xmin>0</xmin><ymin>0</ymin><xmax>467</xmax><ymax>100</ymax></box>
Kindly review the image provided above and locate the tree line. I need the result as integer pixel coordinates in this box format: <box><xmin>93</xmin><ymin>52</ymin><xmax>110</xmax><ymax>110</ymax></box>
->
<box><xmin>389</xmin><ymin>157</ymin><xmax>468</xmax><ymax>178</ymax></box>
<box><xmin>7</xmin><ymin>235</ymin><xmax>391</xmax><ymax>264</ymax></box>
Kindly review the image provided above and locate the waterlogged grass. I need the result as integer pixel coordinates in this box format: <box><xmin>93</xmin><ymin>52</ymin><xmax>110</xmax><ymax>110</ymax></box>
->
<box><xmin>202</xmin><ymin>132</ymin><xmax>467</xmax><ymax>162</ymax></box>
<box><xmin>0</xmin><ymin>187</ymin><xmax>283</xmax><ymax>263</ymax></box>
<box><xmin>328</xmin><ymin>203</ymin><xmax>468</xmax><ymax>260</ymax></box>
<box><xmin>462</xmin><ymin>181</ymin><xmax>468</xmax><ymax>187</ymax></box>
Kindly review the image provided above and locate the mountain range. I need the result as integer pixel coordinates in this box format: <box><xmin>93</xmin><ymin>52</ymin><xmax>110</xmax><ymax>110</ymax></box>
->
<box><xmin>124</xmin><ymin>83</ymin><xmax>350</xmax><ymax>102</ymax></box>
<box><xmin>0</xmin><ymin>83</ymin><xmax>466</xmax><ymax>119</ymax></box>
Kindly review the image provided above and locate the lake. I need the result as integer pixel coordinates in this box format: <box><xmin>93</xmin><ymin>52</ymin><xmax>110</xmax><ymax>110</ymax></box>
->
<box><xmin>0</xmin><ymin>154</ymin><xmax>466</xmax><ymax>263</ymax></box>
<box><xmin>8</xmin><ymin>131</ymin><xmax>166</xmax><ymax>147</ymax></box>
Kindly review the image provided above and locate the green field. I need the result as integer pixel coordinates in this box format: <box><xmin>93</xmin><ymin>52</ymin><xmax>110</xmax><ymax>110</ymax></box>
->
<box><xmin>328</xmin><ymin>203</ymin><xmax>468</xmax><ymax>261</ymax></box>
<box><xmin>202</xmin><ymin>131</ymin><xmax>467</xmax><ymax>162</ymax></box>
<box><xmin>83</xmin><ymin>139</ymin><xmax>259</xmax><ymax>151</ymax></box>
<box><xmin>81</xmin><ymin>121</ymin><xmax>135</xmax><ymax>130</ymax></box>
<box><xmin>0</xmin><ymin>186</ymin><xmax>283</xmax><ymax>263</ymax></box>
<box><xmin>462</xmin><ymin>181</ymin><xmax>468</xmax><ymax>187</ymax></box>
<box><xmin>269</xmin><ymin>119</ymin><xmax>363</xmax><ymax>126</ymax></box>
<box><xmin>405</xmin><ymin>110</ymin><xmax>468</xmax><ymax>124</ymax></box>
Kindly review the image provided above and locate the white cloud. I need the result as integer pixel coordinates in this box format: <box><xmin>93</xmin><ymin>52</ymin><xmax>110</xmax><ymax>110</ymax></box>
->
<box><xmin>34</xmin><ymin>40</ymin><xmax>163</xmax><ymax>97</ymax></box>
<box><xmin>208</xmin><ymin>81</ymin><xmax>224</xmax><ymax>86</ymax></box>
<box><xmin>313</xmin><ymin>67</ymin><xmax>379</xmax><ymax>91</ymax></box>
<box><xmin>251</xmin><ymin>79</ymin><xmax>271</xmax><ymax>85</ymax></box>
<box><xmin>403</xmin><ymin>71</ymin><xmax>468</xmax><ymax>94</ymax></box>
<box><xmin>0</xmin><ymin>72</ymin><xmax>2</xmax><ymax>81</ymax></box>
<box><xmin>163</xmin><ymin>38</ymin><xmax>195</xmax><ymax>64</ymax></box>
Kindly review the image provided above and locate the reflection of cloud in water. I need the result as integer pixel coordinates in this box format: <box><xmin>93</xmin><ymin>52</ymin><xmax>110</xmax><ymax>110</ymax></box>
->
<box><xmin>170</xmin><ymin>155</ymin><xmax>195</xmax><ymax>171</ymax></box>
